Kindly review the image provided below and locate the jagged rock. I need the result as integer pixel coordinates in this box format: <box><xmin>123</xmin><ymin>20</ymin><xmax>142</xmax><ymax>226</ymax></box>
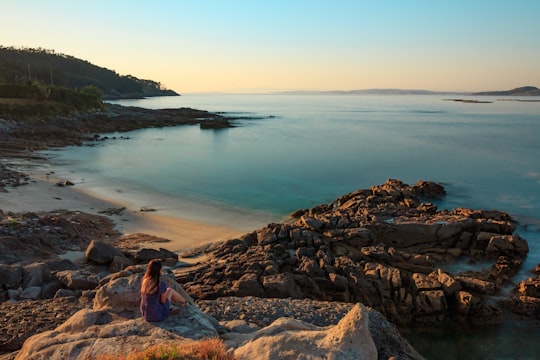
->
<box><xmin>436</xmin><ymin>270</ymin><xmax>461</xmax><ymax>296</ymax></box>
<box><xmin>134</xmin><ymin>247</ymin><xmax>178</xmax><ymax>264</ymax></box>
<box><xmin>412</xmin><ymin>180</ymin><xmax>446</xmax><ymax>199</ymax></box>
<box><xmin>41</xmin><ymin>281</ymin><xmax>63</xmax><ymax>298</ymax></box>
<box><xmin>20</xmin><ymin>286</ymin><xmax>42</xmax><ymax>300</ymax></box>
<box><xmin>108</xmin><ymin>254</ymin><xmax>133</xmax><ymax>273</ymax></box>
<box><xmin>262</xmin><ymin>273</ymin><xmax>302</xmax><ymax>299</ymax></box>
<box><xmin>519</xmin><ymin>277</ymin><xmax>540</xmax><ymax>298</ymax></box>
<box><xmin>501</xmin><ymin>275</ymin><xmax>540</xmax><ymax>318</ymax></box>
<box><xmin>415</xmin><ymin>290</ymin><xmax>446</xmax><ymax>320</ymax></box>
<box><xmin>228</xmin><ymin>303</ymin><xmax>378</xmax><ymax>360</ymax></box>
<box><xmin>455</xmin><ymin>290</ymin><xmax>473</xmax><ymax>315</ymax></box>
<box><xmin>85</xmin><ymin>239</ymin><xmax>125</xmax><ymax>265</ymax></box>
<box><xmin>505</xmin><ymin>295</ymin><xmax>540</xmax><ymax>317</ymax></box>
<box><xmin>54</xmin><ymin>289</ymin><xmax>78</xmax><ymax>299</ymax></box>
<box><xmin>231</xmin><ymin>273</ymin><xmax>266</xmax><ymax>297</ymax></box>
<box><xmin>54</xmin><ymin>270</ymin><xmax>99</xmax><ymax>291</ymax></box>
<box><xmin>45</xmin><ymin>258</ymin><xmax>80</xmax><ymax>271</ymax></box>
<box><xmin>22</xmin><ymin>262</ymin><xmax>51</xmax><ymax>288</ymax></box>
<box><xmin>412</xmin><ymin>273</ymin><xmax>441</xmax><ymax>291</ymax></box>
<box><xmin>0</xmin><ymin>264</ymin><xmax>22</xmax><ymax>288</ymax></box>
<box><xmin>455</xmin><ymin>276</ymin><xmax>496</xmax><ymax>295</ymax></box>
<box><xmin>485</xmin><ymin>234</ymin><xmax>529</xmax><ymax>258</ymax></box>
<box><xmin>301</xmin><ymin>216</ymin><xmax>325</xmax><ymax>232</ymax></box>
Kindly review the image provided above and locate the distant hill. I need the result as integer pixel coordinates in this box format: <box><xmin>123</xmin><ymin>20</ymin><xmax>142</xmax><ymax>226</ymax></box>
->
<box><xmin>277</xmin><ymin>86</ymin><xmax>540</xmax><ymax>96</ymax></box>
<box><xmin>275</xmin><ymin>88</ymin><xmax>462</xmax><ymax>95</ymax></box>
<box><xmin>0</xmin><ymin>47</ymin><xmax>179</xmax><ymax>99</ymax></box>
<box><xmin>471</xmin><ymin>86</ymin><xmax>540</xmax><ymax>96</ymax></box>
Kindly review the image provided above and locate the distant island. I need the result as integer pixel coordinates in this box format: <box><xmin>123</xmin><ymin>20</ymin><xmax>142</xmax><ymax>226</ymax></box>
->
<box><xmin>275</xmin><ymin>89</ymin><xmax>457</xmax><ymax>95</ymax></box>
<box><xmin>471</xmin><ymin>85</ymin><xmax>540</xmax><ymax>96</ymax></box>
<box><xmin>0</xmin><ymin>47</ymin><xmax>179</xmax><ymax>99</ymax></box>
<box><xmin>275</xmin><ymin>86</ymin><xmax>540</xmax><ymax>97</ymax></box>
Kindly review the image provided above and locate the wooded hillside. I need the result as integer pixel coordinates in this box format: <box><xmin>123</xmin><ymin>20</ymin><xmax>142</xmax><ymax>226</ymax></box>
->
<box><xmin>0</xmin><ymin>47</ymin><xmax>179</xmax><ymax>99</ymax></box>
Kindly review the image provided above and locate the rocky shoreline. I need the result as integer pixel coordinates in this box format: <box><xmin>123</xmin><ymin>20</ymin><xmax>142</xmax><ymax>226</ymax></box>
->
<box><xmin>1</xmin><ymin>106</ymin><xmax>539</xmax><ymax>359</ymax></box>
<box><xmin>0</xmin><ymin>103</ymin><xmax>234</xmax><ymax>158</ymax></box>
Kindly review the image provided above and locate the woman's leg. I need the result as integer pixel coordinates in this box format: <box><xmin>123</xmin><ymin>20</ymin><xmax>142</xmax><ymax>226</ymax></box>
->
<box><xmin>166</xmin><ymin>287</ymin><xmax>186</xmax><ymax>306</ymax></box>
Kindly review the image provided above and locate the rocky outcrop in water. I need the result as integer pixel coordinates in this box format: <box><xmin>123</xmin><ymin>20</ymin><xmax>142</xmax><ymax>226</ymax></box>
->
<box><xmin>176</xmin><ymin>179</ymin><xmax>529</xmax><ymax>327</ymax></box>
<box><xmin>501</xmin><ymin>264</ymin><xmax>540</xmax><ymax>320</ymax></box>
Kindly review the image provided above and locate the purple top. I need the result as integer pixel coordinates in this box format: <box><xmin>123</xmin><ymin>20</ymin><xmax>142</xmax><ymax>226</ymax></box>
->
<box><xmin>140</xmin><ymin>281</ymin><xmax>170</xmax><ymax>322</ymax></box>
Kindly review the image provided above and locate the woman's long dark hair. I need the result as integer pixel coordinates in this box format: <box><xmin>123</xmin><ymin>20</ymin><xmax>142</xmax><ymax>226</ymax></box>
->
<box><xmin>141</xmin><ymin>259</ymin><xmax>162</xmax><ymax>294</ymax></box>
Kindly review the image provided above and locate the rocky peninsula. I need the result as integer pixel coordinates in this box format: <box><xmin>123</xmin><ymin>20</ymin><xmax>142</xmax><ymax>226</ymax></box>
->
<box><xmin>1</xmin><ymin>105</ymin><xmax>539</xmax><ymax>359</ymax></box>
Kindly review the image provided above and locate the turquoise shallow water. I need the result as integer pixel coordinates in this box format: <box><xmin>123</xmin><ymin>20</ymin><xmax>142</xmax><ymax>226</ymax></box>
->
<box><xmin>44</xmin><ymin>94</ymin><xmax>540</xmax><ymax>359</ymax></box>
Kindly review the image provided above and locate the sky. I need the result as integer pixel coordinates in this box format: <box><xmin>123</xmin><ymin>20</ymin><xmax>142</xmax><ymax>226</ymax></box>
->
<box><xmin>2</xmin><ymin>0</ymin><xmax>540</xmax><ymax>93</ymax></box>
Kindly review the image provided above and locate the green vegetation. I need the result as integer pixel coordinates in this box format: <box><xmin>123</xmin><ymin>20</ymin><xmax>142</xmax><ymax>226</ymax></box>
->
<box><xmin>0</xmin><ymin>46</ymin><xmax>178</xmax><ymax>99</ymax></box>
<box><xmin>0</xmin><ymin>81</ymin><xmax>104</xmax><ymax>120</ymax></box>
<box><xmin>97</xmin><ymin>338</ymin><xmax>235</xmax><ymax>360</ymax></box>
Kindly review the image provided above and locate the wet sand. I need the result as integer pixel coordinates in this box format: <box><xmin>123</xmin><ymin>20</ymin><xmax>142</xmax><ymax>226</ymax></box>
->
<box><xmin>0</xmin><ymin>168</ymin><xmax>245</xmax><ymax>252</ymax></box>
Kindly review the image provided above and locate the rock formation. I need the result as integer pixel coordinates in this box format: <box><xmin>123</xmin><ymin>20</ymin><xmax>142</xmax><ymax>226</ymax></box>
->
<box><xmin>176</xmin><ymin>179</ymin><xmax>529</xmax><ymax>327</ymax></box>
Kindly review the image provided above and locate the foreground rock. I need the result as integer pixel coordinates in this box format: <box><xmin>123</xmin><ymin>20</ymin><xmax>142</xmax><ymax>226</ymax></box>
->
<box><xmin>14</xmin><ymin>269</ymin><xmax>217</xmax><ymax>360</ymax></box>
<box><xmin>199</xmin><ymin>297</ymin><xmax>424</xmax><ymax>360</ymax></box>
<box><xmin>177</xmin><ymin>179</ymin><xmax>529</xmax><ymax>327</ymax></box>
<box><xmin>12</xmin><ymin>266</ymin><xmax>422</xmax><ymax>360</ymax></box>
<box><xmin>228</xmin><ymin>303</ymin><xmax>377</xmax><ymax>360</ymax></box>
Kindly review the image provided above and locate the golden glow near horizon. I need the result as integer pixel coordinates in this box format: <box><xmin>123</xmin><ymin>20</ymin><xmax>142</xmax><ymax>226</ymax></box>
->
<box><xmin>2</xmin><ymin>1</ymin><xmax>540</xmax><ymax>93</ymax></box>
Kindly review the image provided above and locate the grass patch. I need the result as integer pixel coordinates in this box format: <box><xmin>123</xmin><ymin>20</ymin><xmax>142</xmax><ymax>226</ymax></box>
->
<box><xmin>97</xmin><ymin>338</ymin><xmax>235</xmax><ymax>360</ymax></box>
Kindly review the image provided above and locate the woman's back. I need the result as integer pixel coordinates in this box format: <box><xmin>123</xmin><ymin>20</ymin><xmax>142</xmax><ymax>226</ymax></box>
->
<box><xmin>141</xmin><ymin>280</ymin><xmax>170</xmax><ymax>322</ymax></box>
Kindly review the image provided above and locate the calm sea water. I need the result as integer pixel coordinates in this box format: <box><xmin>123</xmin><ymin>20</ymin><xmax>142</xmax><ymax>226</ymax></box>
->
<box><xmin>45</xmin><ymin>94</ymin><xmax>540</xmax><ymax>359</ymax></box>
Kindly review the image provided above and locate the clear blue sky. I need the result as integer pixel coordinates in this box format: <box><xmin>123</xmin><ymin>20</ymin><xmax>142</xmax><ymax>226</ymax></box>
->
<box><xmin>2</xmin><ymin>0</ymin><xmax>539</xmax><ymax>93</ymax></box>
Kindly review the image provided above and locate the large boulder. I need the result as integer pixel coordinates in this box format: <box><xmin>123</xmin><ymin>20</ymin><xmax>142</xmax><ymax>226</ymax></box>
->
<box><xmin>54</xmin><ymin>270</ymin><xmax>99</xmax><ymax>291</ymax></box>
<box><xmin>228</xmin><ymin>303</ymin><xmax>378</xmax><ymax>360</ymax></box>
<box><xmin>85</xmin><ymin>240</ymin><xmax>125</xmax><ymax>265</ymax></box>
<box><xmin>0</xmin><ymin>264</ymin><xmax>22</xmax><ymax>289</ymax></box>
<box><xmin>22</xmin><ymin>262</ymin><xmax>51</xmax><ymax>288</ymax></box>
<box><xmin>15</xmin><ymin>309</ymin><xmax>197</xmax><ymax>360</ymax></box>
<box><xmin>15</xmin><ymin>271</ymin><xmax>217</xmax><ymax>360</ymax></box>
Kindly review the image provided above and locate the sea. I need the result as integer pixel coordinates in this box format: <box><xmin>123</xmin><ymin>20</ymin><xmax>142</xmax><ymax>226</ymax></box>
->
<box><xmin>43</xmin><ymin>93</ymin><xmax>540</xmax><ymax>359</ymax></box>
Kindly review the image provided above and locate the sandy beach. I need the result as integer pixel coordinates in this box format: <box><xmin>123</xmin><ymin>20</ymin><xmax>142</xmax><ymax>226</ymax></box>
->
<box><xmin>0</xmin><ymin>168</ymin><xmax>246</xmax><ymax>253</ymax></box>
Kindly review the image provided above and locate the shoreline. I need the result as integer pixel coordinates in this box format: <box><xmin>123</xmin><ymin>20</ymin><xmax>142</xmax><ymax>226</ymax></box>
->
<box><xmin>1</xmin><ymin>166</ymin><xmax>247</xmax><ymax>253</ymax></box>
<box><xmin>0</xmin><ymin>103</ymin><xmax>276</xmax><ymax>254</ymax></box>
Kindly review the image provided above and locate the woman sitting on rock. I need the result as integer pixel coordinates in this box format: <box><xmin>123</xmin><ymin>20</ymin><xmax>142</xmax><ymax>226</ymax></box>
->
<box><xmin>140</xmin><ymin>258</ymin><xmax>186</xmax><ymax>322</ymax></box>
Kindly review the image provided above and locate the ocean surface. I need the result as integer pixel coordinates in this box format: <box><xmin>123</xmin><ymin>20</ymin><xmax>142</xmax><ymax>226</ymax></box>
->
<box><xmin>44</xmin><ymin>94</ymin><xmax>540</xmax><ymax>359</ymax></box>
